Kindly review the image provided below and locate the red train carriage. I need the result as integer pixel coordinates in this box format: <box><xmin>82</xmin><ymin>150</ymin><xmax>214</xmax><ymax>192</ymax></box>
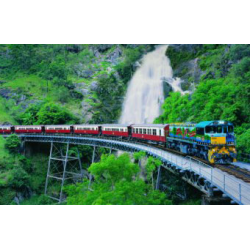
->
<box><xmin>0</xmin><ymin>126</ymin><xmax>13</xmax><ymax>134</ymax></box>
<box><xmin>73</xmin><ymin>125</ymin><xmax>100</xmax><ymax>135</ymax></box>
<box><xmin>15</xmin><ymin>125</ymin><xmax>43</xmax><ymax>133</ymax></box>
<box><xmin>131</xmin><ymin>124</ymin><xmax>169</xmax><ymax>143</ymax></box>
<box><xmin>45</xmin><ymin>125</ymin><xmax>71</xmax><ymax>134</ymax></box>
<box><xmin>102</xmin><ymin>124</ymin><xmax>131</xmax><ymax>137</ymax></box>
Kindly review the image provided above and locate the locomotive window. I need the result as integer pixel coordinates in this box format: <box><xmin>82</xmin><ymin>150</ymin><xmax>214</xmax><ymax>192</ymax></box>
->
<box><xmin>206</xmin><ymin>126</ymin><xmax>211</xmax><ymax>133</ymax></box>
<box><xmin>196</xmin><ymin>127</ymin><xmax>204</xmax><ymax>135</ymax></box>
<box><xmin>228</xmin><ymin>126</ymin><xmax>234</xmax><ymax>133</ymax></box>
<box><xmin>143</xmin><ymin>129</ymin><xmax>146</xmax><ymax>134</ymax></box>
<box><xmin>224</xmin><ymin>127</ymin><xmax>228</xmax><ymax>133</ymax></box>
<box><xmin>153</xmin><ymin>129</ymin><xmax>156</xmax><ymax>135</ymax></box>
<box><xmin>217</xmin><ymin>126</ymin><xmax>222</xmax><ymax>133</ymax></box>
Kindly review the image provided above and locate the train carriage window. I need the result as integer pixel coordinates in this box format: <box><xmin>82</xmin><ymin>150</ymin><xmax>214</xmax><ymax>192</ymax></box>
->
<box><xmin>159</xmin><ymin>130</ymin><xmax>161</xmax><ymax>136</ymax></box>
<box><xmin>153</xmin><ymin>129</ymin><xmax>156</xmax><ymax>135</ymax></box>
<box><xmin>224</xmin><ymin>127</ymin><xmax>228</xmax><ymax>133</ymax></box>
<box><xmin>147</xmin><ymin>129</ymin><xmax>150</xmax><ymax>135</ymax></box>
<box><xmin>143</xmin><ymin>129</ymin><xmax>146</xmax><ymax>134</ymax></box>
<box><xmin>139</xmin><ymin>129</ymin><xmax>142</xmax><ymax>134</ymax></box>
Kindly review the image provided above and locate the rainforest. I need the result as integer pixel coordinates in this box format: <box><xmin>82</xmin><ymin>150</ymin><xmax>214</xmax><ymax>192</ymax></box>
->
<box><xmin>0</xmin><ymin>44</ymin><xmax>250</xmax><ymax>205</ymax></box>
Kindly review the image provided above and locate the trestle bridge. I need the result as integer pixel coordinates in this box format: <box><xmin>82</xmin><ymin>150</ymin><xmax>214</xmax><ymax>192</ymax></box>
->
<box><xmin>5</xmin><ymin>134</ymin><xmax>250</xmax><ymax>205</ymax></box>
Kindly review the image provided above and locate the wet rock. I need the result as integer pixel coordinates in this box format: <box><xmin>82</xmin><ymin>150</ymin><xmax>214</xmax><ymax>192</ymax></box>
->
<box><xmin>90</xmin><ymin>81</ymin><xmax>98</xmax><ymax>91</ymax></box>
<box><xmin>133</xmin><ymin>61</ymin><xmax>141</xmax><ymax>69</ymax></box>
<box><xmin>95</xmin><ymin>44</ymin><xmax>113</xmax><ymax>52</ymax></box>
<box><xmin>74</xmin><ymin>82</ymin><xmax>89</xmax><ymax>96</ymax></box>
<box><xmin>162</xmin><ymin>80</ymin><xmax>173</xmax><ymax>98</ymax></box>
<box><xmin>81</xmin><ymin>100</ymin><xmax>93</xmax><ymax>122</ymax></box>
<box><xmin>173</xmin><ymin>58</ymin><xmax>205</xmax><ymax>93</ymax></box>
<box><xmin>81</xmin><ymin>69</ymin><xmax>94</xmax><ymax>78</ymax></box>
<box><xmin>106</xmin><ymin>46</ymin><xmax>123</xmax><ymax>64</ymax></box>
<box><xmin>169</xmin><ymin>44</ymin><xmax>203</xmax><ymax>54</ymax></box>
<box><xmin>0</xmin><ymin>88</ymin><xmax>12</xmax><ymax>99</ymax></box>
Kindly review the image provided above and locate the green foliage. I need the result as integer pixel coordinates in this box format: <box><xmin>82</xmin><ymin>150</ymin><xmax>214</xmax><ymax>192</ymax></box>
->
<box><xmin>5</xmin><ymin>134</ymin><xmax>21</xmax><ymax>153</ymax></box>
<box><xmin>133</xmin><ymin>151</ymin><xmax>146</xmax><ymax>161</ymax></box>
<box><xmin>237</xmin><ymin>129</ymin><xmax>250</xmax><ymax>154</ymax></box>
<box><xmin>167</xmin><ymin>46</ymin><xmax>197</xmax><ymax>69</ymax></box>
<box><xmin>20</xmin><ymin>195</ymin><xmax>54</xmax><ymax>205</ymax></box>
<box><xmin>89</xmin><ymin>154</ymin><xmax>140</xmax><ymax>184</ymax></box>
<box><xmin>157</xmin><ymin>44</ymin><xmax>250</xmax><ymax>154</ymax></box>
<box><xmin>0</xmin><ymin>188</ymin><xmax>15</xmax><ymax>205</ymax></box>
<box><xmin>91</xmin><ymin>74</ymin><xmax>126</xmax><ymax>123</ymax></box>
<box><xmin>20</xmin><ymin>102</ymin><xmax>76</xmax><ymax>125</ymax></box>
<box><xmin>65</xmin><ymin>153</ymin><xmax>171</xmax><ymax>205</ymax></box>
<box><xmin>8</xmin><ymin>166</ymin><xmax>30</xmax><ymax>190</ymax></box>
<box><xmin>115</xmin><ymin>45</ymin><xmax>147</xmax><ymax>83</ymax></box>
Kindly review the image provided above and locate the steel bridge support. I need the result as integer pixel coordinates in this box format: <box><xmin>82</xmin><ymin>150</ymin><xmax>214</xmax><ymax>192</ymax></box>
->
<box><xmin>155</xmin><ymin>166</ymin><xmax>162</xmax><ymax>190</ymax></box>
<box><xmin>45</xmin><ymin>142</ymin><xmax>83</xmax><ymax>203</ymax></box>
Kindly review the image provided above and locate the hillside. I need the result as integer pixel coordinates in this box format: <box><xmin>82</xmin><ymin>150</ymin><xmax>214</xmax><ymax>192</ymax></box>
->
<box><xmin>155</xmin><ymin>44</ymin><xmax>250</xmax><ymax>156</ymax></box>
<box><xmin>1</xmin><ymin>44</ymin><xmax>250</xmax><ymax>205</ymax></box>
<box><xmin>0</xmin><ymin>44</ymin><xmax>153</xmax><ymax>125</ymax></box>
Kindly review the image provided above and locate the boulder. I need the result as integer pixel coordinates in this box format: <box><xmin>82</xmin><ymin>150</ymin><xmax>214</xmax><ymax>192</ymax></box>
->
<box><xmin>106</xmin><ymin>46</ymin><xmax>123</xmax><ymax>64</ymax></box>
<box><xmin>90</xmin><ymin>81</ymin><xmax>98</xmax><ymax>91</ymax></box>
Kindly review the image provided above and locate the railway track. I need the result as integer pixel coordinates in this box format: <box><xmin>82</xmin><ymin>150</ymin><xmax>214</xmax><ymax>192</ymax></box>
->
<box><xmin>138</xmin><ymin>140</ymin><xmax>250</xmax><ymax>183</ymax></box>
<box><xmin>11</xmin><ymin>133</ymin><xmax>250</xmax><ymax>184</ymax></box>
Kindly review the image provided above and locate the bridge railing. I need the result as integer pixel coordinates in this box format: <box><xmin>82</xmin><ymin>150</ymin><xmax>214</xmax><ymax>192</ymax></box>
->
<box><xmin>182</xmin><ymin>157</ymin><xmax>250</xmax><ymax>205</ymax></box>
<box><xmin>13</xmin><ymin>134</ymin><xmax>250</xmax><ymax>204</ymax></box>
<box><xmin>128</xmin><ymin>143</ymin><xmax>250</xmax><ymax>205</ymax></box>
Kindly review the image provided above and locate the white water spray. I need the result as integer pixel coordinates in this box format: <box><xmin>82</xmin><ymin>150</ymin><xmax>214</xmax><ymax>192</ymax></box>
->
<box><xmin>119</xmin><ymin>45</ymin><xmax>187</xmax><ymax>124</ymax></box>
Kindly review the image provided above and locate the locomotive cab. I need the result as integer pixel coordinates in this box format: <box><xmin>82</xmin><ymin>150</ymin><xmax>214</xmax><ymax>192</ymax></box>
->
<box><xmin>197</xmin><ymin>121</ymin><xmax>237</xmax><ymax>164</ymax></box>
<box><xmin>204</xmin><ymin>122</ymin><xmax>235</xmax><ymax>145</ymax></box>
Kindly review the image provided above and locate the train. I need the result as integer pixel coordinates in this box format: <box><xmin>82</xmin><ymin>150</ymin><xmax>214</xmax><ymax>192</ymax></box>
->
<box><xmin>0</xmin><ymin>120</ymin><xmax>237</xmax><ymax>164</ymax></box>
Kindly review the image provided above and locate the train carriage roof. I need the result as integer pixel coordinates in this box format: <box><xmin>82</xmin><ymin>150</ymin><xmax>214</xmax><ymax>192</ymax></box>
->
<box><xmin>73</xmin><ymin>124</ymin><xmax>100</xmax><ymax>127</ymax></box>
<box><xmin>15</xmin><ymin>125</ymin><xmax>42</xmax><ymax>127</ymax></box>
<box><xmin>132</xmin><ymin>124</ymin><xmax>168</xmax><ymax>128</ymax></box>
<box><xmin>101</xmin><ymin>124</ymin><xmax>131</xmax><ymax>128</ymax></box>
<box><xmin>45</xmin><ymin>125</ymin><xmax>71</xmax><ymax>128</ymax></box>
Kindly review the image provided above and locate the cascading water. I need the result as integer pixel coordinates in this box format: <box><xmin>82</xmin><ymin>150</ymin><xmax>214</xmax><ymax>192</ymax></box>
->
<box><xmin>119</xmin><ymin>45</ymin><xmax>187</xmax><ymax>124</ymax></box>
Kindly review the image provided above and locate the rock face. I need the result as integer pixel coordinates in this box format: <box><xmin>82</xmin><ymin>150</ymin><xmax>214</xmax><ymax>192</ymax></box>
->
<box><xmin>174</xmin><ymin>58</ymin><xmax>205</xmax><ymax>91</ymax></box>
<box><xmin>169</xmin><ymin>44</ymin><xmax>203</xmax><ymax>55</ymax></box>
<box><xmin>168</xmin><ymin>44</ymin><xmax>205</xmax><ymax>93</ymax></box>
<box><xmin>106</xmin><ymin>46</ymin><xmax>122</xmax><ymax>64</ymax></box>
<box><xmin>163</xmin><ymin>80</ymin><xmax>173</xmax><ymax>98</ymax></box>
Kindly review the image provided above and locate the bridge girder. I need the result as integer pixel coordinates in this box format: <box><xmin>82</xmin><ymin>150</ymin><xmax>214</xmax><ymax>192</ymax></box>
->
<box><xmin>5</xmin><ymin>134</ymin><xmax>247</xmax><ymax>205</ymax></box>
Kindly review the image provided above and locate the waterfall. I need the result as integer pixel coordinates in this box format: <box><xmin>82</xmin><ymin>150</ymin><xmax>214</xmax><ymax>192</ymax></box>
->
<box><xmin>119</xmin><ymin>45</ymin><xmax>187</xmax><ymax>124</ymax></box>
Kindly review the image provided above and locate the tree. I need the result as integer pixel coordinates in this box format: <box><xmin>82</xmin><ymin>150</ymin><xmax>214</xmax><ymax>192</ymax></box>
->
<box><xmin>8</xmin><ymin>167</ymin><xmax>30</xmax><ymax>190</ymax></box>
<box><xmin>20</xmin><ymin>102</ymin><xmax>76</xmax><ymax>125</ymax></box>
<box><xmin>146</xmin><ymin>157</ymin><xmax>162</xmax><ymax>189</ymax></box>
<box><xmin>5</xmin><ymin>134</ymin><xmax>21</xmax><ymax>153</ymax></box>
<box><xmin>65</xmin><ymin>153</ymin><xmax>171</xmax><ymax>205</ymax></box>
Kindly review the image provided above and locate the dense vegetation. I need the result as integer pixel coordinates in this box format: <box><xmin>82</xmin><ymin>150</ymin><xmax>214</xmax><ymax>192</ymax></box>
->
<box><xmin>156</xmin><ymin>44</ymin><xmax>250</xmax><ymax>156</ymax></box>
<box><xmin>1</xmin><ymin>44</ymin><xmax>166</xmax><ymax>205</ymax></box>
<box><xmin>65</xmin><ymin>153</ymin><xmax>171</xmax><ymax>205</ymax></box>
<box><xmin>0</xmin><ymin>44</ymin><xmax>151</xmax><ymax>125</ymax></box>
<box><xmin>2</xmin><ymin>44</ymin><xmax>249</xmax><ymax>205</ymax></box>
